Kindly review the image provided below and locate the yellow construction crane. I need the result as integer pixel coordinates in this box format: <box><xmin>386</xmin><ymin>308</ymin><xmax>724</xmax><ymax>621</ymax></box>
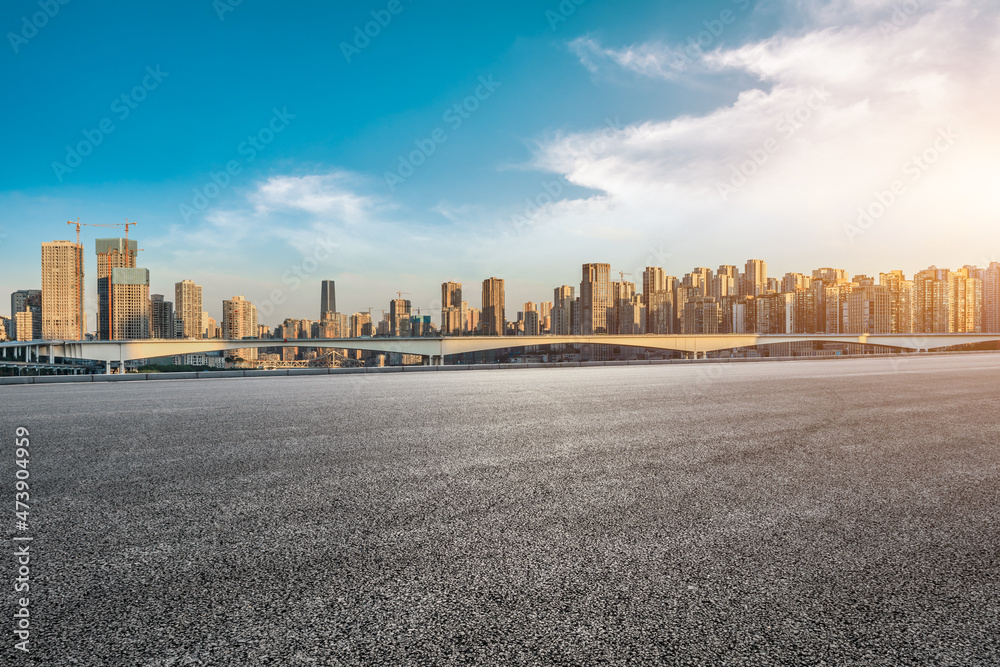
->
<box><xmin>66</xmin><ymin>219</ymin><xmax>125</xmax><ymax>245</ymax></box>
<box><xmin>122</xmin><ymin>218</ymin><xmax>138</xmax><ymax>246</ymax></box>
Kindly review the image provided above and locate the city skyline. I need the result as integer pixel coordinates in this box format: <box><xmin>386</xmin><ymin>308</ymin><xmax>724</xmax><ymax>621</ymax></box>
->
<box><xmin>4</xmin><ymin>226</ymin><xmax>999</xmax><ymax>344</ymax></box>
<box><xmin>3</xmin><ymin>1</ymin><xmax>999</xmax><ymax>324</ymax></box>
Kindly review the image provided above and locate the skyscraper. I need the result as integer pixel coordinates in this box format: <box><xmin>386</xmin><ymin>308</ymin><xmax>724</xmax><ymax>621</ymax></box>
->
<box><xmin>580</xmin><ymin>263</ymin><xmax>611</xmax><ymax>334</ymax></box>
<box><xmin>524</xmin><ymin>309</ymin><xmax>541</xmax><ymax>336</ymax></box>
<box><xmin>390</xmin><ymin>298</ymin><xmax>411</xmax><ymax>337</ymax></box>
<box><xmin>150</xmin><ymin>294</ymin><xmax>175</xmax><ymax>339</ymax></box>
<box><xmin>441</xmin><ymin>281</ymin><xmax>463</xmax><ymax>335</ymax></box>
<box><xmin>610</xmin><ymin>280</ymin><xmax>640</xmax><ymax>334</ymax></box>
<box><xmin>950</xmin><ymin>268</ymin><xmax>982</xmax><ymax>333</ymax></box>
<box><xmin>222</xmin><ymin>295</ymin><xmax>258</xmax><ymax>361</ymax></box>
<box><xmin>41</xmin><ymin>240</ymin><xmax>84</xmax><ymax>340</ymax></box>
<box><xmin>741</xmin><ymin>259</ymin><xmax>767</xmax><ymax>297</ymax></box>
<box><xmin>482</xmin><ymin>277</ymin><xmax>505</xmax><ymax>336</ymax></box>
<box><xmin>175</xmin><ymin>280</ymin><xmax>204</xmax><ymax>339</ymax></box>
<box><xmin>10</xmin><ymin>290</ymin><xmax>41</xmax><ymax>341</ymax></box>
<box><xmin>643</xmin><ymin>267</ymin><xmax>671</xmax><ymax>334</ymax></box>
<box><xmin>642</xmin><ymin>267</ymin><xmax>666</xmax><ymax>305</ymax></box>
<box><xmin>552</xmin><ymin>285</ymin><xmax>575</xmax><ymax>335</ymax></box>
<box><xmin>683</xmin><ymin>296</ymin><xmax>722</xmax><ymax>334</ymax></box>
<box><xmin>879</xmin><ymin>270</ymin><xmax>915</xmax><ymax>334</ymax></box>
<box><xmin>109</xmin><ymin>267</ymin><xmax>150</xmax><ymax>339</ymax></box>
<box><xmin>847</xmin><ymin>285</ymin><xmax>891</xmax><ymax>334</ymax></box>
<box><xmin>15</xmin><ymin>311</ymin><xmax>36</xmax><ymax>341</ymax></box>
<box><xmin>982</xmin><ymin>262</ymin><xmax>1000</xmax><ymax>333</ymax></box>
<box><xmin>350</xmin><ymin>312</ymin><xmax>373</xmax><ymax>337</ymax></box>
<box><xmin>913</xmin><ymin>267</ymin><xmax>951</xmax><ymax>333</ymax></box>
<box><xmin>96</xmin><ymin>238</ymin><xmax>138</xmax><ymax>340</ymax></box>
<box><xmin>320</xmin><ymin>280</ymin><xmax>336</xmax><ymax>318</ymax></box>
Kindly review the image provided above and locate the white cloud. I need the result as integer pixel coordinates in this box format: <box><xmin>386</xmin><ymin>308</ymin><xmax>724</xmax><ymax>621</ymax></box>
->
<box><xmin>522</xmin><ymin>0</ymin><xmax>1000</xmax><ymax>277</ymax></box>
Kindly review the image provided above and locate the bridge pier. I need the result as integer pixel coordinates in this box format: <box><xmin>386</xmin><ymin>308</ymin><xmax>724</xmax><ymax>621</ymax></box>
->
<box><xmin>423</xmin><ymin>355</ymin><xmax>445</xmax><ymax>366</ymax></box>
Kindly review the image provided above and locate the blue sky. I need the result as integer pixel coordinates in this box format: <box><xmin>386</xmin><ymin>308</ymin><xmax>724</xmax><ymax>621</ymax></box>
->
<box><xmin>2</xmin><ymin>0</ymin><xmax>998</xmax><ymax>326</ymax></box>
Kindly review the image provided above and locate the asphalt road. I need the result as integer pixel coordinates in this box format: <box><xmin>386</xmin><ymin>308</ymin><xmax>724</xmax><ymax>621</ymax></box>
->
<box><xmin>2</xmin><ymin>354</ymin><xmax>999</xmax><ymax>665</ymax></box>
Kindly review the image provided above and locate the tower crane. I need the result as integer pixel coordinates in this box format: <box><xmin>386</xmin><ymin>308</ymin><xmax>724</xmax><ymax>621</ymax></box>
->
<box><xmin>122</xmin><ymin>218</ymin><xmax>138</xmax><ymax>246</ymax></box>
<box><xmin>66</xmin><ymin>219</ymin><xmax>125</xmax><ymax>245</ymax></box>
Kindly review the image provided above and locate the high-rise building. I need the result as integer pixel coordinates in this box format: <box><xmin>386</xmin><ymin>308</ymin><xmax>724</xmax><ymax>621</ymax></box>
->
<box><xmin>441</xmin><ymin>281</ymin><xmax>463</xmax><ymax>335</ymax></box>
<box><xmin>41</xmin><ymin>240</ymin><xmax>84</xmax><ymax>340</ymax></box>
<box><xmin>222</xmin><ymin>295</ymin><xmax>258</xmax><ymax>361</ymax></box>
<box><xmin>812</xmin><ymin>267</ymin><xmax>848</xmax><ymax>283</ymax></box>
<box><xmin>96</xmin><ymin>238</ymin><xmax>138</xmax><ymax>340</ymax></box>
<box><xmin>981</xmin><ymin>262</ymin><xmax>1000</xmax><ymax>333</ymax></box>
<box><xmin>523</xmin><ymin>309</ymin><xmax>541</xmax><ymax>336</ymax></box>
<box><xmin>109</xmin><ymin>267</ymin><xmax>150</xmax><ymax>339</ymax></box>
<box><xmin>175</xmin><ymin>280</ymin><xmax>204</xmax><ymax>339</ymax></box>
<box><xmin>408</xmin><ymin>315</ymin><xmax>432</xmax><ymax>337</ymax></box>
<box><xmin>465</xmin><ymin>306</ymin><xmax>480</xmax><ymax>335</ymax></box>
<box><xmin>10</xmin><ymin>290</ymin><xmax>42</xmax><ymax>341</ymax></box>
<box><xmin>610</xmin><ymin>281</ymin><xmax>641</xmax><ymax>334</ymax></box>
<box><xmin>717</xmin><ymin>265</ymin><xmax>739</xmax><ymax>280</ymax></box>
<box><xmin>150</xmin><ymin>294</ymin><xmax>175</xmax><ymax>339</ymax></box>
<box><xmin>482</xmin><ymin>277</ymin><xmax>505</xmax><ymax>336</ymax></box>
<box><xmin>710</xmin><ymin>273</ymin><xmax>736</xmax><ymax>301</ymax></box>
<box><xmin>320</xmin><ymin>280</ymin><xmax>336</xmax><ymax>318</ymax></box>
<box><xmin>754</xmin><ymin>293</ymin><xmax>793</xmax><ymax>334</ymax></box>
<box><xmin>782</xmin><ymin>272</ymin><xmax>810</xmax><ymax>293</ymax></box>
<box><xmin>642</xmin><ymin>267</ymin><xmax>666</xmax><ymax>313</ymax></box>
<box><xmin>683</xmin><ymin>296</ymin><xmax>721</xmax><ymax>334</ymax></box>
<box><xmin>792</xmin><ymin>290</ymin><xmax>817</xmax><ymax>333</ymax></box>
<box><xmin>913</xmin><ymin>267</ymin><xmax>951</xmax><ymax>333</ymax></box>
<box><xmin>580</xmin><ymin>263</ymin><xmax>611</xmax><ymax>335</ymax></box>
<box><xmin>847</xmin><ymin>285</ymin><xmax>892</xmax><ymax>333</ymax></box>
<box><xmin>879</xmin><ymin>271</ymin><xmax>915</xmax><ymax>334</ymax></box>
<box><xmin>389</xmin><ymin>298</ymin><xmax>412</xmax><ymax>337</ymax></box>
<box><xmin>950</xmin><ymin>268</ymin><xmax>982</xmax><ymax>333</ymax></box>
<box><xmin>15</xmin><ymin>311</ymin><xmax>36</xmax><ymax>341</ymax></box>
<box><xmin>552</xmin><ymin>285</ymin><xmax>575</xmax><ymax>335</ymax></box>
<box><xmin>350</xmin><ymin>312</ymin><xmax>373</xmax><ymax>337</ymax></box>
<box><xmin>684</xmin><ymin>267</ymin><xmax>712</xmax><ymax>297</ymax></box>
<box><xmin>647</xmin><ymin>290</ymin><xmax>674</xmax><ymax>334</ymax></box>
<box><xmin>741</xmin><ymin>259</ymin><xmax>767</xmax><ymax>297</ymax></box>
<box><xmin>825</xmin><ymin>281</ymin><xmax>858</xmax><ymax>333</ymax></box>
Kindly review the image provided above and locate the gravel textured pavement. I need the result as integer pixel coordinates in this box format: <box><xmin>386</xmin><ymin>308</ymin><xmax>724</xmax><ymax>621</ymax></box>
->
<box><xmin>2</xmin><ymin>354</ymin><xmax>999</xmax><ymax>665</ymax></box>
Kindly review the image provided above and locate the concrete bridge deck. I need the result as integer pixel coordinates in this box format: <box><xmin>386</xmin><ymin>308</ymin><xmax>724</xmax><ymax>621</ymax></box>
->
<box><xmin>3</xmin><ymin>333</ymin><xmax>999</xmax><ymax>373</ymax></box>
